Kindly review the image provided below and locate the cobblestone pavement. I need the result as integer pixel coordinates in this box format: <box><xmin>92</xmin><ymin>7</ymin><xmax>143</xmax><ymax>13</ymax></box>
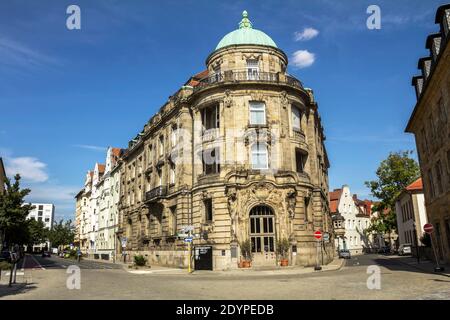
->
<box><xmin>1</xmin><ymin>254</ymin><xmax>449</xmax><ymax>300</ymax></box>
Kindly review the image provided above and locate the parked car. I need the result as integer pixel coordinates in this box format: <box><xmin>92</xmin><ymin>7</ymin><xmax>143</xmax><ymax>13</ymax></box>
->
<box><xmin>41</xmin><ymin>251</ymin><xmax>51</xmax><ymax>258</ymax></box>
<box><xmin>377</xmin><ymin>246</ymin><xmax>391</xmax><ymax>254</ymax></box>
<box><xmin>338</xmin><ymin>249</ymin><xmax>351</xmax><ymax>259</ymax></box>
<box><xmin>398</xmin><ymin>244</ymin><xmax>412</xmax><ymax>256</ymax></box>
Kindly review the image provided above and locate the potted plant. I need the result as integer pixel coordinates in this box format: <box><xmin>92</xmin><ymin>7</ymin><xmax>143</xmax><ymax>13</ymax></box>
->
<box><xmin>240</xmin><ymin>239</ymin><xmax>252</xmax><ymax>268</ymax></box>
<box><xmin>277</xmin><ymin>238</ymin><xmax>290</xmax><ymax>267</ymax></box>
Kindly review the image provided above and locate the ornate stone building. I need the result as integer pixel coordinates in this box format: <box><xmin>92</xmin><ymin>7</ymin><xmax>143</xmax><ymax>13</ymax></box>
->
<box><xmin>406</xmin><ymin>4</ymin><xmax>450</xmax><ymax>264</ymax></box>
<box><xmin>117</xmin><ymin>11</ymin><xmax>333</xmax><ymax>270</ymax></box>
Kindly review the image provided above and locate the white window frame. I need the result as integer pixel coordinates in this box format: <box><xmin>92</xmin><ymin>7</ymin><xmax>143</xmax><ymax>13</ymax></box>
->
<box><xmin>251</xmin><ymin>142</ymin><xmax>269</xmax><ymax>170</ymax></box>
<box><xmin>246</xmin><ymin>59</ymin><xmax>259</xmax><ymax>80</ymax></box>
<box><xmin>291</xmin><ymin>105</ymin><xmax>301</xmax><ymax>131</ymax></box>
<box><xmin>249</xmin><ymin>101</ymin><xmax>266</xmax><ymax>125</ymax></box>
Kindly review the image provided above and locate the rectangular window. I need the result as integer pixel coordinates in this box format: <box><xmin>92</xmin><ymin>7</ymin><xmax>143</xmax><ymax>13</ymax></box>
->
<box><xmin>171</xmin><ymin>125</ymin><xmax>178</xmax><ymax>147</ymax></box>
<box><xmin>159</xmin><ymin>136</ymin><xmax>164</xmax><ymax>157</ymax></box>
<box><xmin>38</xmin><ymin>205</ymin><xmax>44</xmax><ymax>210</ymax></box>
<box><xmin>292</xmin><ymin>106</ymin><xmax>301</xmax><ymax>131</ymax></box>
<box><xmin>170</xmin><ymin>206</ymin><xmax>177</xmax><ymax>235</ymax></box>
<box><xmin>202</xmin><ymin>148</ymin><xmax>220</xmax><ymax>175</ymax></box>
<box><xmin>169</xmin><ymin>162</ymin><xmax>176</xmax><ymax>185</ymax></box>
<box><xmin>249</xmin><ymin>101</ymin><xmax>266</xmax><ymax>125</ymax></box>
<box><xmin>157</xmin><ymin>168</ymin><xmax>162</xmax><ymax>186</ymax></box>
<box><xmin>295</xmin><ymin>149</ymin><xmax>307</xmax><ymax>173</ymax></box>
<box><xmin>246</xmin><ymin>59</ymin><xmax>259</xmax><ymax>80</ymax></box>
<box><xmin>201</xmin><ymin>105</ymin><xmax>219</xmax><ymax>131</ymax></box>
<box><xmin>204</xmin><ymin>199</ymin><xmax>213</xmax><ymax>222</ymax></box>
<box><xmin>252</xmin><ymin>142</ymin><xmax>268</xmax><ymax>170</ymax></box>
<box><xmin>428</xmin><ymin>169</ymin><xmax>435</xmax><ymax>199</ymax></box>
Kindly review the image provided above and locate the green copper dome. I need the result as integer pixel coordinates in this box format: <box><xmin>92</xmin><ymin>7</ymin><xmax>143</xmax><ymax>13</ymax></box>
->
<box><xmin>215</xmin><ymin>11</ymin><xmax>278</xmax><ymax>51</ymax></box>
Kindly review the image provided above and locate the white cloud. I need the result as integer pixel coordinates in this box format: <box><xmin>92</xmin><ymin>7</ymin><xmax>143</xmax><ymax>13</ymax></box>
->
<box><xmin>5</xmin><ymin>156</ymin><xmax>49</xmax><ymax>183</ymax></box>
<box><xmin>291</xmin><ymin>50</ymin><xmax>316</xmax><ymax>69</ymax></box>
<box><xmin>294</xmin><ymin>27</ymin><xmax>319</xmax><ymax>41</ymax></box>
<box><xmin>73</xmin><ymin>144</ymin><xmax>107</xmax><ymax>152</ymax></box>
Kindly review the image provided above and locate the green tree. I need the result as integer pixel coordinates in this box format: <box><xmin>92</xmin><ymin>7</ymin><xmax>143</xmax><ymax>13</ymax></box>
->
<box><xmin>365</xmin><ymin>151</ymin><xmax>420</xmax><ymax>244</ymax></box>
<box><xmin>0</xmin><ymin>174</ymin><xmax>34</xmax><ymax>250</ymax></box>
<box><xmin>47</xmin><ymin>219</ymin><xmax>75</xmax><ymax>248</ymax></box>
<box><xmin>27</xmin><ymin>219</ymin><xmax>49</xmax><ymax>247</ymax></box>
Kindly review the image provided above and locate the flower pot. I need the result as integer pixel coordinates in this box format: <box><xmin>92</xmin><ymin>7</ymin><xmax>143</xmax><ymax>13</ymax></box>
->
<box><xmin>241</xmin><ymin>260</ymin><xmax>251</xmax><ymax>268</ymax></box>
<box><xmin>280</xmin><ymin>259</ymin><xmax>289</xmax><ymax>267</ymax></box>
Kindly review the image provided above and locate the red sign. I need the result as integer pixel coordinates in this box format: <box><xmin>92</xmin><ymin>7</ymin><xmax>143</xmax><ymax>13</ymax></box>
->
<box><xmin>424</xmin><ymin>223</ymin><xmax>434</xmax><ymax>234</ymax></box>
<box><xmin>314</xmin><ymin>231</ymin><xmax>322</xmax><ymax>240</ymax></box>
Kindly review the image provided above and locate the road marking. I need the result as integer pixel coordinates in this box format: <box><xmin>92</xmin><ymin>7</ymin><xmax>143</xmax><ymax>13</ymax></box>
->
<box><xmin>28</xmin><ymin>255</ymin><xmax>46</xmax><ymax>270</ymax></box>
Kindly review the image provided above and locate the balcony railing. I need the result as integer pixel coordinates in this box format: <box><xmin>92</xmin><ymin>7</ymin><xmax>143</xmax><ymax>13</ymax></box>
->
<box><xmin>194</xmin><ymin>71</ymin><xmax>304</xmax><ymax>91</ymax></box>
<box><xmin>145</xmin><ymin>185</ymin><xmax>168</xmax><ymax>202</ymax></box>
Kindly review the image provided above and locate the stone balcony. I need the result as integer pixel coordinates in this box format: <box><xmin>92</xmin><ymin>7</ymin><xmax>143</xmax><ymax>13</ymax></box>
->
<box><xmin>193</xmin><ymin>70</ymin><xmax>303</xmax><ymax>92</ymax></box>
<box><xmin>145</xmin><ymin>185</ymin><xmax>168</xmax><ymax>203</ymax></box>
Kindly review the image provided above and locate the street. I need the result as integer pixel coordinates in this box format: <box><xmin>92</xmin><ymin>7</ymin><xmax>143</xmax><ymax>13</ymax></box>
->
<box><xmin>1</xmin><ymin>254</ymin><xmax>449</xmax><ymax>300</ymax></box>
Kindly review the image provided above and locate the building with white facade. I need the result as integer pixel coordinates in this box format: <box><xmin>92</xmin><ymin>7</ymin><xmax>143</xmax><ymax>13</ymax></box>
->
<box><xmin>74</xmin><ymin>147</ymin><xmax>123</xmax><ymax>260</ymax></box>
<box><xmin>395</xmin><ymin>178</ymin><xmax>428</xmax><ymax>248</ymax></box>
<box><xmin>27</xmin><ymin>203</ymin><xmax>55</xmax><ymax>251</ymax></box>
<box><xmin>330</xmin><ymin>186</ymin><xmax>372</xmax><ymax>255</ymax></box>
<box><xmin>96</xmin><ymin>147</ymin><xmax>123</xmax><ymax>261</ymax></box>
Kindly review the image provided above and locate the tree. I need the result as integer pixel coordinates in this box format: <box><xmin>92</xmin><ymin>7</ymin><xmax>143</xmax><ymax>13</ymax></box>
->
<box><xmin>27</xmin><ymin>219</ymin><xmax>49</xmax><ymax>247</ymax></box>
<box><xmin>365</xmin><ymin>151</ymin><xmax>420</xmax><ymax>245</ymax></box>
<box><xmin>47</xmin><ymin>219</ymin><xmax>75</xmax><ymax>248</ymax></box>
<box><xmin>0</xmin><ymin>174</ymin><xmax>34</xmax><ymax>250</ymax></box>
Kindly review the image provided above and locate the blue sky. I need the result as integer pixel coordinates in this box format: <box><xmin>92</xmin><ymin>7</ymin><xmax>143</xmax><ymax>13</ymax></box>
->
<box><xmin>0</xmin><ymin>0</ymin><xmax>446</xmax><ymax>220</ymax></box>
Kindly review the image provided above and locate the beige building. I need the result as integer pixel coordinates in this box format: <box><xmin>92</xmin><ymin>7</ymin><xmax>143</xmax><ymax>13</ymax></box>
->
<box><xmin>406</xmin><ymin>4</ymin><xmax>450</xmax><ymax>264</ymax></box>
<box><xmin>117</xmin><ymin>11</ymin><xmax>333</xmax><ymax>270</ymax></box>
<box><xmin>395</xmin><ymin>178</ymin><xmax>428</xmax><ymax>248</ymax></box>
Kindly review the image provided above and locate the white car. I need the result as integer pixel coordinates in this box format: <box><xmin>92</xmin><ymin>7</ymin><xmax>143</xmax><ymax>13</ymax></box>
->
<box><xmin>398</xmin><ymin>244</ymin><xmax>412</xmax><ymax>256</ymax></box>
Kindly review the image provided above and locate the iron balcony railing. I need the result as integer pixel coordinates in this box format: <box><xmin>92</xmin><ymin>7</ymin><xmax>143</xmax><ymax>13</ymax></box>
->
<box><xmin>145</xmin><ymin>185</ymin><xmax>168</xmax><ymax>202</ymax></box>
<box><xmin>194</xmin><ymin>71</ymin><xmax>303</xmax><ymax>91</ymax></box>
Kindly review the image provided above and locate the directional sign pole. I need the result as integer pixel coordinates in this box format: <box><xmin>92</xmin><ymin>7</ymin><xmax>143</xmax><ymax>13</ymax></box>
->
<box><xmin>314</xmin><ymin>231</ymin><xmax>322</xmax><ymax>271</ymax></box>
<box><xmin>187</xmin><ymin>230</ymin><xmax>192</xmax><ymax>274</ymax></box>
<box><xmin>430</xmin><ymin>233</ymin><xmax>443</xmax><ymax>272</ymax></box>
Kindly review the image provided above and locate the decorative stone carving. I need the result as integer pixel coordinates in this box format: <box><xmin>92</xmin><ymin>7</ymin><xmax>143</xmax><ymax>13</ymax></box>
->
<box><xmin>226</xmin><ymin>187</ymin><xmax>238</xmax><ymax>241</ymax></box>
<box><xmin>224</xmin><ymin>90</ymin><xmax>233</xmax><ymax>108</ymax></box>
<box><xmin>201</xmin><ymin>190</ymin><xmax>211</xmax><ymax>200</ymax></box>
<box><xmin>251</xmin><ymin>92</ymin><xmax>265</xmax><ymax>101</ymax></box>
<box><xmin>286</xmin><ymin>189</ymin><xmax>297</xmax><ymax>219</ymax></box>
<box><xmin>280</xmin><ymin>91</ymin><xmax>289</xmax><ymax>109</ymax></box>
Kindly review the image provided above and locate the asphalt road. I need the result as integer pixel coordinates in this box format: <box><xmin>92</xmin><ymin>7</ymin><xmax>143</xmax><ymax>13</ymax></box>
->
<box><xmin>2</xmin><ymin>254</ymin><xmax>449</xmax><ymax>300</ymax></box>
<box><xmin>31</xmin><ymin>254</ymin><xmax>122</xmax><ymax>270</ymax></box>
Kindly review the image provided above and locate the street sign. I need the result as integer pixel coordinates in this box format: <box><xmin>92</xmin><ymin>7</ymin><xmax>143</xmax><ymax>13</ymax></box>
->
<box><xmin>314</xmin><ymin>231</ymin><xmax>322</xmax><ymax>240</ymax></box>
<box><xmin>184</xmin><ymin>237</ymin><xmax>193</xmax><ymax>243</ymax></box>
<box><xmin>323</xmin><ymin>233</ymin><xmax>330</xmax><ymax>242</ymax></box>
<box><xmin>177</xmin><ymin>233</ymin><xmax>189</xmax><ymax>238</ymax></box>
<box><xmin>424</xmin><ymin>223</ymin><xmax>434</xmax><ymax>234</ymax></box>
<box><xmin>121</xmin><ymin>237</ymin><xmax>128</xmax><ymax>248</ymax></box>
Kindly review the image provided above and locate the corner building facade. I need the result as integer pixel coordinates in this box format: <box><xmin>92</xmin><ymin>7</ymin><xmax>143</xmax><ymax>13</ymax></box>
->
<box><xmin>118</xmin><ymin>12</ymin><xmax>333</xmax><ymax>270</ymax></box>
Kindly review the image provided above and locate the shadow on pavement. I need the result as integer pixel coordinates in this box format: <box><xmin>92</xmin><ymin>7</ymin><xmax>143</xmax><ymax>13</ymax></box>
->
<box><xmin>0</xmin><ymin>283</ymin><xmax>37</xmax><ymax>298</ymax></box>
<box><xmin>374</xmin><ymin>257</ymin><xmax>450</xmax><ymax>278</ymax></box>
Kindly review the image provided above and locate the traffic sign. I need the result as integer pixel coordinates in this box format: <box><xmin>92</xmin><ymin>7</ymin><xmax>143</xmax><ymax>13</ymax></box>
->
<box><xmin>184</xmin><ymin>237</ymin><xmax>193</xmax><ymax>243</ymax></box>
<box><xmin>314</xmin><ymin>231</ymin><xmax>322</xmax><ymax>240</ymax></box>
<box><xmin>424</xmin><ymin>223</ymin><xmax>434</xmax><ymax>234</ymax></box>
<box><xmin>180</xmin><ymin>225</ymin><xmax>195</xmax><ymax>232</ymax></box>
<box><xmin>323</xmin><ymin>233</ymin><xmax>330</xmax><ymax>242</ymax></box>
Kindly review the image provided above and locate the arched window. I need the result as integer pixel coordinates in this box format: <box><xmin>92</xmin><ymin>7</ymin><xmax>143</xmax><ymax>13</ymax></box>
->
<box><xmin>251</xmin><ymin>142</ymin><xmax>268</xmax><ymax>169</ymax></box>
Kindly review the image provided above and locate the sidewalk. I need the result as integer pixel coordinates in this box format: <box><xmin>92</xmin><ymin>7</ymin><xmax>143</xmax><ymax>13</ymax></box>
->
<box><xmin>385</xmin><ymin>255</ymin><xmax>450</xmax><ymax>277</ymax></box>
<box><xmin>124</xmin><ymin>257</ymin><xmax>346</xmax><ymax>276</ymax></box>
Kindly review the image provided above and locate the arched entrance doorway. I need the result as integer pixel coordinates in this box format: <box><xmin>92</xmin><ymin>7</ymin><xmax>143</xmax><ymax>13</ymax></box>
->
<box><xmin>249</xmin><ymin>205</ymin><xmax>276</xmax><ymax>266</ymax></box>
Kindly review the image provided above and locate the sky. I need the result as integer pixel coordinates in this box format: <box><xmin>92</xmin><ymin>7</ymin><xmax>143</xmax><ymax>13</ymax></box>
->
<box><xmin>0</xmin><ymin>0</ymin><xmax>446</xmax><ymax>220</ymax></box>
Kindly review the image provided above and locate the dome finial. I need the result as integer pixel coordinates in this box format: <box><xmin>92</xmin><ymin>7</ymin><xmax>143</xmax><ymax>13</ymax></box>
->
<box><xmin>239</xmin><ymin>10</ymin><xmax>253</xmax><ymax>29</ymax></box>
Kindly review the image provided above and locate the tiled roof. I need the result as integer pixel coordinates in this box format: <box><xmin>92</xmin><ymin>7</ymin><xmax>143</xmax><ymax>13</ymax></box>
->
<box><xmin>98</xmin><ymin>164</ymin><xmax>106</xmax><ymax>174</ymax></box>
<box><xmin>329</xmin><ymin>189</ymin><xmax>342</xmax><ymax>213</ymax></box>
<box><xmin>406</xmin><ymin>178</ymin><xmax>423</xmax><ymax>191</ymax></box>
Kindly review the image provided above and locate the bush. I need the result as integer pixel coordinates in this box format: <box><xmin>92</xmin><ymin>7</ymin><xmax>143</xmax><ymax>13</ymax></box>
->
<box><xmin>0</xmin><ymin>261</ymin><xmax>12</xmax><ymax>271</ymax></box>
<box><xmin>240</xmin><ymin>239</ymin><xmax>252</xmax><ymax>261</ymax></box>
<box><xmin>277</xmin><ymin>238</ymin><xmax>290</xmax><ymax>259</ymax></box>
<box><xmin>134</xmin><ymin>255</ymin><xmax>147</xmax><ymax>266</ymax></box>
